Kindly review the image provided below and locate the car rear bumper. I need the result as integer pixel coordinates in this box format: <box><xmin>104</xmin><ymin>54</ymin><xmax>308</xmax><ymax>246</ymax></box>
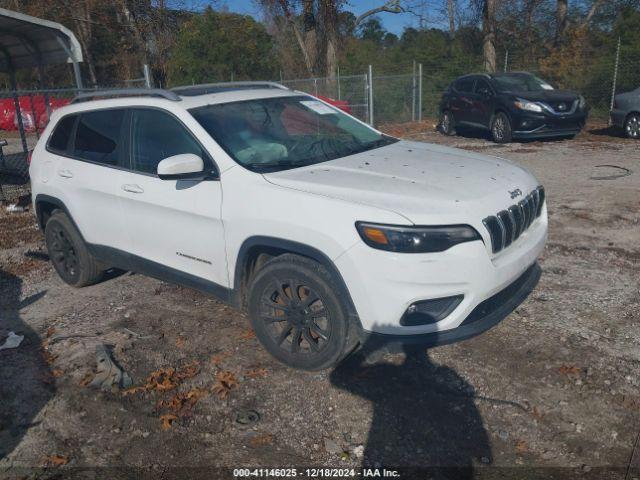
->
<box><xmin>610</xmin><ymin>109</ymin><xmax>627</xmax><ymax>128</ymax></box>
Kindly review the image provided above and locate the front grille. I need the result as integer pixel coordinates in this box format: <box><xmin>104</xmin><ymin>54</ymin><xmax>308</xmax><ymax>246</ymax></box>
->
<box><xmin>542</xmin><ymin>99</ymin><xmax>578</xmax><ymax>115</ymax></box>
<box><xmin>483</xmin><ymin>186</ymin><xmax>545</xmax><ymax>253</ymax></box>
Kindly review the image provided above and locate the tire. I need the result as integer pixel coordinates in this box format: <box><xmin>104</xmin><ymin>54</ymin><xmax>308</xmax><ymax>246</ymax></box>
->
<box><xmin>624</xmin><ymin>113</ymin><xmax>640</xmax><ymax>139</ymax></box>
<box><xmin>247</xmin><ymin>253</ymin><xmax>353</xmax><ymax>370</ymax></box>
<box><xmin>44</xmin><ymin>211</ymin><xmax>104</xmax><ymax>287</ymax></box>
<box><xmin>491</xmin><ymin>112</ymin><xmax>512</xmax><ymax>143</ymax></box>
<box><xmin>440</xmin><ymin>110</ymin><xmax>456</xmax><ymax>136</ymax></box>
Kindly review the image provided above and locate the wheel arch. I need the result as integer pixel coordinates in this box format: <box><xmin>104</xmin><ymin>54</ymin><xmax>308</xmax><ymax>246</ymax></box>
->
<box><xmin>625</xmin><ymin>111</ymin><xmax>640</xmax><ymax>122</ymax></box>
<box><xmin>34</xmin><ymin>194</ymin><xmax>85</xmax><ymax>240</ymax></box>
<box><xmin>490</xmin><ymin>107</ymin><xmax>512</xmax><ymax>127</ymax></box>
<box><xmin>233</xmin><ymin>236</ymin><xmax>360</xmax><ymax>323</ymax></box>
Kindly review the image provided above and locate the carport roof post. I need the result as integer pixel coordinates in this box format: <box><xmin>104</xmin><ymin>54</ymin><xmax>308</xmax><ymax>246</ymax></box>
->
<box><xmin>0</xmin><ymin>7</ymin><xmax>84</xmax><ymax>88</ymax></box>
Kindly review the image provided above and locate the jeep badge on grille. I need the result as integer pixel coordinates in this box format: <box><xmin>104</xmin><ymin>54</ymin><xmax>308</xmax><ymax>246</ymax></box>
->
<box><xmin>509</xmin><ymin>188</ymin><xmax>523</xmax><ymax>199</ymax></box>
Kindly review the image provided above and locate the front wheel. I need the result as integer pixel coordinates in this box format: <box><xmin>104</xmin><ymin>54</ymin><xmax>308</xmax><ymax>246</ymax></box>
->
<box><xmin>247</xmin><ymin>254</ymin><xmax>352</xmax><ymax>370</ymax></box>
<box><xmin>624</xmin><ymin>113</ymin><xmax>640</xmax><ymax>139</ymax></box>
<box><xmin>491</xmin><ymin>112</ymin><xmax>512</xmax><ymax>143</ymax></box>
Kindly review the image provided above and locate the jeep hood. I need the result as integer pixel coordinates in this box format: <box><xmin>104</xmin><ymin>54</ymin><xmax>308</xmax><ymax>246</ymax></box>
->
<box><xmin>263</xmin><ymin>140</ymin><xmax>540</xmax><ymax>225</ymax></box>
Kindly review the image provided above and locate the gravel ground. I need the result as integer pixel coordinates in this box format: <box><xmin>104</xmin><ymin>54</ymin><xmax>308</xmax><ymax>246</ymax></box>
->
<box><xmin>0</xmin><ymin>121</ymin><xmax>639</xmax><ymax>479</ymax></box>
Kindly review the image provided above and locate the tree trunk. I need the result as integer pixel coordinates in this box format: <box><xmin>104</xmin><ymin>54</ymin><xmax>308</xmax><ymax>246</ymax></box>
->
<box><xmin>555</xmin><ymin>0</ymin><xmax>568</xmax><ymax>45</ymax></box>
<box><xmin>448</xmin><ymin>0</ymin><xmax>455</xmax><ymax>36</ymax></box>
<box><xmin>323</xmin><ymin>0</ymin><xmax>339</xmax><ymax>79</ymax></box>
<box><xmin>482</xmin><ymin>0</ymin><xmax>496</xmax><ymax>72</ymax></box>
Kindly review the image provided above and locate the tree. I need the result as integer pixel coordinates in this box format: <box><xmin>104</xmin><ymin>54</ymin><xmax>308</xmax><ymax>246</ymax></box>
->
<box><xmin>482</xmin><ymin>0</ymin><xmax>497</xmax><ymax>72</ymax></box>
<box><xmin>259</xmin><ymin>0</ymin><xmax>405</xmax><ymax>78</ymax></box>
<box><xmin>167</xmin><ymin>8</ymin><xmax>277</xmax><ymax>85</ymax></box>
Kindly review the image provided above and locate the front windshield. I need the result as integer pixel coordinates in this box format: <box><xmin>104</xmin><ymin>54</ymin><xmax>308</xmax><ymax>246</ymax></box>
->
<box><xmin>190</xmin><ymin>95</ymin><xmax>396</xmax><ymax>172</ymax></box>
<box><xmin>492</xmin><ymin>74</ymin><xmax>555</xmax><ymax>93</ymax></box>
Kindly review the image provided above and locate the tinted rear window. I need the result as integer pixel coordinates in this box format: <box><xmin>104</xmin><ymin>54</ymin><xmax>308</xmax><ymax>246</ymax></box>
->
<box><xmin>455</xmin><ymin>78</ymin><xmax>475</xmax><ymax>93</ymax></box>
<box><xmin>73</xmin><ymin>110</ymin><xmax>126</xmax><ymax>165</ymax></box>
<box><xmin>48</xmin><ymin>115</ymin><xmax>77</xmax><ymax>152</ymax></box>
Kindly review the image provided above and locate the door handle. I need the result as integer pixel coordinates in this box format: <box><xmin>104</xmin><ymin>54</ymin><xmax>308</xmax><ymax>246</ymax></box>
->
<box><xmin>57</xmin><ymin>169</ymin><xmax>73</xmax><ymax>178</ymax></box>
<box><xmin>122</xmin><ymin>184</ymin><xmax>144</xmax><ymax>194</ymax></box>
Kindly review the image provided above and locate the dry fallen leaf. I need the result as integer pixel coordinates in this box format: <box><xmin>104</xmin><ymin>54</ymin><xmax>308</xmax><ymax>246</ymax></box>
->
<box><xmin>558</xmin><ymin>365</ymin><xmax>581</xmax><ymax>376</ymax></box>
<box><xmin>210</xmin><ymin>352</ymin><xmax>230</xmax><ymax>366</ymax></box>
<box><xmin>213</xmin><ymin>371</ymin><xmax>238</xmax><ymax>398</ymax></box>
<box><xmin>245</xmin><ymin>368</ymin><xmax>269</xmax><ymax>379</ymax></box>
<box><xmin>158</xmin><ymin>388</ymin><xmax>209</xmax><ymax>415</ymax></box>
<box><xmin>176</xmin><ymin>336</ymin><xmax>186</xmax><ymax>348</ymax></box>
<box><xmin>46</xmin><ymin>326</ymin><xmax>56</xmax><ymax>338</ymax></box>
<box><xmin>515</xmin><ymin>440</ymin><xmax>528</xmax><ymax>454</ymax></box>
<box><xmin>51</xmin><ymin>369</ymin><xmax>64</xmax><ymax>378</ymax></box>
<box><xmin>239</xmin><ymin>328</ymin><xmax>256</xmax><ymax>340</ymax></box>
<box><xmin>249</xmin><ymin>433</ymin><xmax>274</xmax><ymax>447</ymax></box>
<box><xmin>79</xmin><ymin>372</ymin><xmax>93</xmax><ymax>387</ymax></box>
<box><xmin>160</xmin><ymin>413</ymin><xmax>178</xmax><ymax>431</ymax></box>
<box><xmin>42</xmin><ymin>454</ymin><xmax>69</xmax><ymax>467</ymax></box>
<box><xmin>531</xmin><ymin>406</ymin><xmax>543</xmax><ymax>419</ymax></box>
<box><xmin>123</xmin><ymin>361</ymin><xmax>200</xmax><ymax>396</ymax></box>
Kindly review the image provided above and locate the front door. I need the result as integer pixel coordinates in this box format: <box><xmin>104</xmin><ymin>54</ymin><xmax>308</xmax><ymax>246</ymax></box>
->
<box><xmin>471</xmin><ymin>78</ymin><xmax>495</xmax><ymax>128</ymax></box>
<box><xmin>119</xmin><ymin>107</ymin><xmax>228</xmax><ymax>291</ymax></box>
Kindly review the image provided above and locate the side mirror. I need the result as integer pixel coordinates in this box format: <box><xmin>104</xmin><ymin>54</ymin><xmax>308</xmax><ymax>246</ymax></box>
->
<box><xmin>480</xmin><ymin>89</ymin><xmax>493</xmax><ymax>98</ymax></box>
<box><xmin>157</xmin><ymin>153</ymin><xmax>206</xmax><ymax>180</ymax></box>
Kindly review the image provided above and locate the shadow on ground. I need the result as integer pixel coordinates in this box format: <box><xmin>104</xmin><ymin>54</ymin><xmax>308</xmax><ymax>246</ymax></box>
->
<box><xmin>0</xmin><ymin>270</ymin><xmax>51</xmax><ymax>460</ymax></box>
<box><xmin>330</xmin><ymin>340</ymin><xmax>492</xmax><ymax>478</ymax></box>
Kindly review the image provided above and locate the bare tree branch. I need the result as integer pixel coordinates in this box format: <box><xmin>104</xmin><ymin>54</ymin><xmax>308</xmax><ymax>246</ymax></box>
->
<box><xmin>354</xmin><ymin>0</ymin><xmax>404</xmax><ymax>26</ymax></box>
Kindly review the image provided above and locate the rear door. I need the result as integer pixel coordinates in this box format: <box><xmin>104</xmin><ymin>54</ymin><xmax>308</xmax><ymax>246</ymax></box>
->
<box><xmin>451</xmin><ymin>77</ymin><xmax>476</xmax><ymax>124</ymax></box>
<box><xmin>119</xmin><ymin>107</ymin><xmax>228</xmax><ymax>288</ymax></box>
<box><xmin>53</xmin><ymin>108</ymin><xmax>132</xmax><ymax>253</ymax></box>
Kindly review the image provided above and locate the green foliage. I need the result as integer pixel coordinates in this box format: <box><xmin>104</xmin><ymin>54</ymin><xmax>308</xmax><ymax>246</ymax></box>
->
<box><xmin>168</xmin><ymin>7</ymin><xmax>278</xmax><ymax>86</ymax></box>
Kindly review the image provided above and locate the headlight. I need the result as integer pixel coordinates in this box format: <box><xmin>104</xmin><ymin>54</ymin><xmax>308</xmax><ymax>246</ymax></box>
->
<box><xmin>578</xmin><ymin>95</ymin><xmax>587</xmax><ymax>110</ymax></box>
<box><xmin>355</xmin><ymin>222</ymin><xmax>482</xmax><ymax>253</ymax></box>
<box><xmin>514</xmin><ymin>98</ymin><xmax>543</xmax><ymax>113</ymax></box>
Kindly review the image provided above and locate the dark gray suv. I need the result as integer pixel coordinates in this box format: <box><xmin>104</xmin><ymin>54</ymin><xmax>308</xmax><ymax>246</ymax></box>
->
<box><xmin>611</xmin><ymin>87</ymin><xmax>640</xmax><ymax>139</ymax></box>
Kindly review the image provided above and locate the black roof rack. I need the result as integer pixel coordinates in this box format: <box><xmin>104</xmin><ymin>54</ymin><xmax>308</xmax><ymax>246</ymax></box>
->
<box><xmin>171</xmin><ymin>81</ymin><xmax>289</xmax><ymax>97</ymax></box>
<box><xmin>71</xmin><ymin>88</ymin><xmax>181</xmax><ymax>104</ymax></box>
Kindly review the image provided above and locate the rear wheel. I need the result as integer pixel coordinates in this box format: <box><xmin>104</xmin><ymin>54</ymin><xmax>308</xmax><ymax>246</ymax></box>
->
<box><xmin>440</xmin><ymin>110</ymin><xmax>456</xmax><ymax>136</ymax></box>
<box><xmin>491</xmin><ymin>112</ymin><xmax>512</xmax><ymax>143</ymax></box>
<box><xmin>247</xmin><ymin>254</ymin><xmax>352</xmax><ymax>370</ymax></box>
<box><xmin>45</xmin><ymin>211</ymin><xmax>104</xmax><ymax>287</ymax></box>
<box><xmin>624</xmin><ymin>113</ymin><xmax>640</xmax><ymax>139</ymax></box>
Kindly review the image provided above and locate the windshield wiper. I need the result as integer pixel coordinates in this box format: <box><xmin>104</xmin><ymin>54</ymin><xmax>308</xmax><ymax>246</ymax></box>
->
<box><xmin>247</xmin><ymin>159</ymin><xmax>317</xmax><ymax>172</ymax></box>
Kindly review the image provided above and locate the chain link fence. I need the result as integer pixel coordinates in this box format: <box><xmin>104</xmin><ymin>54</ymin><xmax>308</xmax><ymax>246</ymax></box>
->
<box><xmin>0</xmin><ymin>77</ymin><xmax>149</xmax><ymax>203</ymax></box>
<box><xmin>2</xmin><ymin>50</ymin><xmax>636</xmax><ymax>203</ymax></box>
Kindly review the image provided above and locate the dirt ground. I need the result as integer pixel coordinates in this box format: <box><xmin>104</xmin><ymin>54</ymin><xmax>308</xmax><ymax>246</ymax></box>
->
<box><xmin>1</xmin><ymin>120</ymin><xmax>639</xmax><ymax>479</ymax></box>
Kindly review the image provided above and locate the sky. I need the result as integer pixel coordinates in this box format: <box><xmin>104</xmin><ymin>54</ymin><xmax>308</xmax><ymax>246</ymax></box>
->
<box><xmin>208</xmin><ymin>1</ymin><xmax>431</xmax><ymax>35</ymax></box>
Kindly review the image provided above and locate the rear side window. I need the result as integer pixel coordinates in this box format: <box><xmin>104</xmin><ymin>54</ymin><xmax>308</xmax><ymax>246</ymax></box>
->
<box><xmin>48</xmin><ymin>115</ymin><xmax>77</xmax><ymax>153</ymax></box>
<box><xmin>73</xmin><ymin>109</ymin><xmax>126</xmax><ymax>165</ymax></box>
<box><xmin>455</xmin><ymin>78</ymin><xmax>475</xmax><ymax>93</ymax></box>
<box><xmin>130</xmin><ymin>109</ymin><xmax>205</xmax><ymax>175</ymax></box>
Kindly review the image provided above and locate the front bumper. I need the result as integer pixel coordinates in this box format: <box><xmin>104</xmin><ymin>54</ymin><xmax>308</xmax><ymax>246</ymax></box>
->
<box><xmin>334</xmin><ymin>206</ymin><xmax>547</xmax><ymax>336</ymax></box>
<box><xmin>357</xmin><ymin>262</ymin><xmax>540</xmax><ymax>350</ymax></box>
<box><xmin>511</xmin><ymin>111</ymin><xmax>587</xmax><ymax>139</ymax></box>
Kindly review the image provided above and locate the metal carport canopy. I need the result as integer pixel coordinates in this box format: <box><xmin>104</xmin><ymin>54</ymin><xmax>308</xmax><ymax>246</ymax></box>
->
<box><xmin>0</xmin><ymin>7</ymin><xmax>83</xmax><ymax>87</ymax></box>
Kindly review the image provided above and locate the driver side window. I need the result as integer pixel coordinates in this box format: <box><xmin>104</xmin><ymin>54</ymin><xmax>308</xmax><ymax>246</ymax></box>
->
<box><xmin>131</xmin><ymin>109</ymin><xmax>206</xmax><ymax>175</ymax></box>
<box><xmin>475</xmin><ymin>79</ymin><xmax>493</xmax><ymax>96</ymax></box>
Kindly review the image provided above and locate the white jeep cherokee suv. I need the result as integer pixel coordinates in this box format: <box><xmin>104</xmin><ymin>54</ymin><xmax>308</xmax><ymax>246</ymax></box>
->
<box><xmin>30</xmin><ymin>83</ymin><xmax>547</xmax><ymax>370</ymax></box>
